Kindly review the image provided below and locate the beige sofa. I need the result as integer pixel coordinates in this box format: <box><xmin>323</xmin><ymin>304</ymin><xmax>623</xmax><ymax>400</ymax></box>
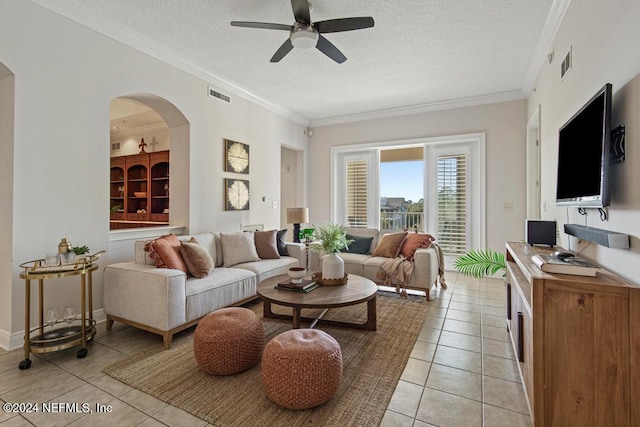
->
<box><xmin>308</xmin><ymin>228</ymin><xmax>440</xmax><ymax>299</ymax></box>
<box><xmin>103</xmin><ymin>232</ymin><xmax>305</xmax><ymax>349</ymax></box>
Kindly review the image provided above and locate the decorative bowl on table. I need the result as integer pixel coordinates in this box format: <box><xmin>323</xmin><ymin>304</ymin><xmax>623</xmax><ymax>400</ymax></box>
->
<box><xmin>287</xmin><ymin>267</ymin><xmax>307</xmax><ymax>283</ymax></box>
<box><xmin>134</xmin><ymin>192</ymin><xmax>147</xmax><ymax>197</ymax></box>
<box><xmin>311</xmin><ymin>271</ymin><xmax>348</xmax><ymax>286</ymax></box>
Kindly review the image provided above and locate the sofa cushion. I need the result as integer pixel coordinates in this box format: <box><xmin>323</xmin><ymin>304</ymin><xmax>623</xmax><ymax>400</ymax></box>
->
<box><xmin>372</xmin><ymin>232</ymin><xmax>407</xmax><ymax>258</ymax></box>
<box><xmin>254</xmin><ymin>229</ymin><xmax>280</xmax><ymax>259</ymax></box>
<box><xmin>220</xmin><ymin>232</ymin><xmax>260</xmax><ymax>267</ymax></box>
<box><xmin>144</xmin><ymin>234</ymin><xmax>188</xmax><ymax>273</ymax></box>
<box><xmin>400</xmin><ymin>233</ymin><xmax>435</xmax><ymax>261</ymax></box>
<box><xmin>345</xmin><ymin>228</ymin><xmax>379</xmax><ymax>254</ymax></box>
<box><xmin>342</xmin><ymin>234</ymin><xmax>374</xmax><ymax>255</ymax></box>
<box><xmin>276</xmin><ymin>229</ymin><xmax>289</xmax><ymax>256</ymax></box>
<box><xmin>212</xmin><ymin>233</ymin><xmax>224</xmax><ymax>267</ymax></box>
<box><xmin>186</xmin><ymin>232</ymin><xmax>216</xmax><ymax>262</ymax></box>
<box><xmin>185</xmin><ymin>268</ymin><xmax>257</xmax><ymax>321</ymax></box>
<box><xmin>234</xmin><ymin>257</ymin><xmax>298</xmax><ymax>283</ymax></box>
<box><xmin>180</xmin><ymin>238</ymin><xmax>215</xmax><ymax>278</ymax></box>
<box><xmin>338</xmin><ymin>252</ymin><xmax>370</xmax><ymax>277</ymax></box>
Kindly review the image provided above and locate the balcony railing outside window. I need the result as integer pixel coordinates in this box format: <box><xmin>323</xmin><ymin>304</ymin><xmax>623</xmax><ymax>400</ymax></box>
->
<box><xmin>380</xmin><ymin>211</ymin><xmax>424</xmax><ymax>232</ymax></box>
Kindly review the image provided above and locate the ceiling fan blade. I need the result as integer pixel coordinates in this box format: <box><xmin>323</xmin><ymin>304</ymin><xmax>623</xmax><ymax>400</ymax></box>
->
<box><xmin>230</xmin><ymin>21</ymin><xmax>293</xmax><ymax>31</ymax></box>
<box><xmin>290</xmin><ymin>0</ymin><xmax>311</xmax><ymax>25</ymax></box>
<box><xmin>316</xmin><ymin>35</ymin><xmax>346</xmax><ymax>64</ymax></box>
<box><xmin>314</xmin><ymin>17</ymin><xmax>375</xmax><ymax>33</ymax></box>
<box><xmin>270</xmin><ymin>38</ymin><xmax>294</xmax><ymax>62</ymax></box>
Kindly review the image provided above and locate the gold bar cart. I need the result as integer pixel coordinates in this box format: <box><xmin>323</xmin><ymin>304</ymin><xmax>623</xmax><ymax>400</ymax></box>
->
<box><xmin>18</xmin><ymin>251</ymin><xmax>104</xmax><ymax>370</ymax></box>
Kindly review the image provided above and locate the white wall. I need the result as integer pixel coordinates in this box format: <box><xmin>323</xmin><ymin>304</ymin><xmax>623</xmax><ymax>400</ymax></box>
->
<box><xmin>527</xmin><ymin>0</ymin><xmax>640</xmax><ymax>283</ymax></box>
<box><xmin>0</xmin><ymin>1</ymin><xmax>308</xmax><ymax>348</ymax></box>
<box><xmin>0</xmin><ymin>66</ymin><xmax>14</xmax><ymax>340</ymax></box>
<box><xmin>308</xmin><ymin>100</ymin><xmax>527</xmax><ymax>254</ymax></box>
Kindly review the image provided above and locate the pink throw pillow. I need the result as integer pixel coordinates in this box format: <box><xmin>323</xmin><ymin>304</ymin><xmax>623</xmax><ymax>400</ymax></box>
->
<box><xmin>144</xmin><ymin>234</ymin><xmax>188</xmax><ymax>273</ymax></box>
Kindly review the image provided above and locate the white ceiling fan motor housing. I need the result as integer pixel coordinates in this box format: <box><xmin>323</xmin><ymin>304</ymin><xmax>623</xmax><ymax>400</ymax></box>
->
<box><xmin>290</xmin><ymin>24</ymin><xmax>318</xmax><ymax>49</ymax></box>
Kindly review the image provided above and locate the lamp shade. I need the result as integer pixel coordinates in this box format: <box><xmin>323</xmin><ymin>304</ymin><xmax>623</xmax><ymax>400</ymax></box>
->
<box><xmin>286</xmin><ymin>207</ymin><xmax>309</xmax><ymax>224</ymax></box>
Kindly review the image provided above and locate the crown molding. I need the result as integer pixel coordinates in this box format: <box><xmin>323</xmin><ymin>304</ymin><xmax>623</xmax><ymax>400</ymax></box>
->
<box><xmin>30</xmin><ymin>0</ymin><xmax>559</xmax><ymax>130</ymax></box>
<box><xmin>29</xmin><ymin>0</ymin><xmax>310</xmax><ymax>127</ymax></box>
<box><xmin>521</xmin><ymin>0</ymin><xmax>573</xmax><ymax>95</ymax></box>
<box><xmin>309</xmin><ymin>90</ymin><xmax>525</xmax><ymax>128</ymax></box>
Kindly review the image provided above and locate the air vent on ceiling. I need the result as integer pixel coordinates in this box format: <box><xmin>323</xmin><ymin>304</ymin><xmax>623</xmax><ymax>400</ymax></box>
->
<box><xmin>111</xmin><ymin>142</ymin><xmax>121</xmax><ymax>151</ymax></box>
<box><xmin>561</xmin><ymin>46</ymin><xmax>572</xmax><ymax>80</ymax></box>
<box><xmin>208</xmin><ymin>86</ymin><xmax>230</xmax><ymax>103</ymax></box>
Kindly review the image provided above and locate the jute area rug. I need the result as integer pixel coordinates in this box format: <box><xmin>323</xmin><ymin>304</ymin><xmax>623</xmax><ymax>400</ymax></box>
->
<box><xmin>103</xmin><ymin>292</ymin><xmax>429</xmax><ymax>426</ymax></box>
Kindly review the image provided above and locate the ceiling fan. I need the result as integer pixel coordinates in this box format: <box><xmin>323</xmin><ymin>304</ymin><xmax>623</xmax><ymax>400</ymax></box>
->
<box><xmin>231</xmin><ymin>0</ymin><xmax>374</xmax><ymax>64</ymax></box>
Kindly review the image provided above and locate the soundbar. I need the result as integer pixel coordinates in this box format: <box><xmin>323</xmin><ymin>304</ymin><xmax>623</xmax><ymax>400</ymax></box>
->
<box><xmin>564</xmin><ymin>224</ymin><xmax>630</xmax><ymax>249</ymax></box>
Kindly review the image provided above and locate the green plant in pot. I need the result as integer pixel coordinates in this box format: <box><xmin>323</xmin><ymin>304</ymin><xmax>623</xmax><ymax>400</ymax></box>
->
<box><xmin>454</xmin><ymin>249</ymin><xmax>506</xmax><ymax>278</ymax></box>
<box><xmin>72</xmin><ymin>245</ymin><xmax>90</xmax><ymax>256</ymax></box>
<box><xmin>298</xmin><ymin>228</ymin><xmax>315</xmax><ymax>243</ymax></box>
<box><xmin>310</xmin><ymin>222</ymin><xmax>354</xmax><ymax>280</ymax></box>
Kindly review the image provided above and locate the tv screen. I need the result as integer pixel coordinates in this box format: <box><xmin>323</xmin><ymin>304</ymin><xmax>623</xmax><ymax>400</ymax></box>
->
<box><xmin>556</xmin><ymin>83</ymin><xmax>612</xmax><ymax>207</ymax></box>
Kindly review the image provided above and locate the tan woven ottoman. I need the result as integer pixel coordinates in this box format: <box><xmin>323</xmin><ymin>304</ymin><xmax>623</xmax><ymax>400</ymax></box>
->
<box><xmin>262</xmin><ymin>329</ymin><xmax>343</xmax><ymax>410</ymax></box>
<box><xmin>193</xmin><ymin>307</ymin><xmax>263</xmax><ymax>375</ymax></box>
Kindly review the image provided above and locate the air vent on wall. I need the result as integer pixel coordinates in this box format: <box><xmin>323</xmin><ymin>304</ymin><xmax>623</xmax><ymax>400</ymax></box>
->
<box><xmin>208</xmin><ymin>86</ymin><xmax>230</xmax><ymax>103</ymax></box>
<box><xmin>111</xmin><ymin>142</ymin><xmax>121</xmax><ymax>151</ymax></box>
<box><xmin>561</xmin><ymin>46</ymin><xmax>572</xmax><ymax>80</ymax></box>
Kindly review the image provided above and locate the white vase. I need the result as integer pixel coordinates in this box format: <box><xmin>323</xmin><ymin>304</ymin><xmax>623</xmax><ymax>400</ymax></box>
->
<box><xmin>322</xmin><ymin>253</ymin><xmax>344</xmax><ymax>280</ymax></box>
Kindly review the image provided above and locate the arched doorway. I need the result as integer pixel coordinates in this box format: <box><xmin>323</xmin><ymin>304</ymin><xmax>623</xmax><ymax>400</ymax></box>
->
<box><xmin>109</xmin><ymin>93</ymin><xmax>190</xmax><ymax>230</ymax></box>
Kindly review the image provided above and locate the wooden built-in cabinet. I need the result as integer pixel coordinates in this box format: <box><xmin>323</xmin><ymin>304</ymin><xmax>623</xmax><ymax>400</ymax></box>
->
<box><xmin>110</xmin><ymin>150</ymin><xmax>169</xmax><ymax>230</ymax></box>
<box><xmin>505</xmin><ymin>241</ymin><xmax>640</xmax><ymax>426</ymax></box>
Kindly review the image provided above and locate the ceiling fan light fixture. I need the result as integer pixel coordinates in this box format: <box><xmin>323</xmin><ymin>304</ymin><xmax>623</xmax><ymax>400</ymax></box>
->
<box><xmin>290</xmin><ymin>27</ymin><xmax>319</xmax><ymax>49</ymax></box>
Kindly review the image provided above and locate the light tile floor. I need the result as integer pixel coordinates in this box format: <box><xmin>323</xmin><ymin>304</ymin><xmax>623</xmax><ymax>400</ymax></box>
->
<box><xmin>1</xmin><ymin>273</ymin><xmax>531</xmax><ymax>426</ymax></box>
<box><xmin>380</xmin><ymin>274</ymin><xmax>532</xmax><ymax>427</ymax></box>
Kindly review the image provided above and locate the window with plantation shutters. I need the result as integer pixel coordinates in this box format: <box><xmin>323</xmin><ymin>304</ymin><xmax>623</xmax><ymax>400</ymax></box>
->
<box><xmin>436</xmin><ymin>153</ymin><xmax>468</xmax><ymax>257</ymax></box>
<box><xmin>345</xmin><ymin>159</ymin><xmax>368</xmax><ymax>228</ymax></box>
<box><xmin>333</xmin><ymin>134</ymin><xmax>484</xmax><ymax>266</ymax></box>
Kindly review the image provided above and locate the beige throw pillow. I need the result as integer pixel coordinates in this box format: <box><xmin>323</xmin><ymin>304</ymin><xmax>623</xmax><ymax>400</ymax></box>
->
<box><xmin>372</xmin><ymin>231</ymin><xmax>408</xmax><ymax>258</ymax></box>
<box><xmin>254</xmin><ymin>229</ymin><xmax>280</xmax><ymax>259</ymax></box>
<box><xmin>220</xmin><ymin>232</ymin><xmax>260</xmax><ymax>267</ymax></box>
<box><xmin>180</xmin><ymin>237</ymin><xmax>215</xmax><ymax>278</ymax></box>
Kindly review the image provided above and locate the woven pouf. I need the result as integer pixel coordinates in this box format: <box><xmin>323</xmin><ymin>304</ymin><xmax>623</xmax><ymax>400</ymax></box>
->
<box><xmin>193</xmin><ymin>307</ymin><xmax>263</xmax><ymax>375</ymax></box>
<box><xmin>262</xmin><ymin>329</ymin><xmax>343</xmax><ymax>410</ymax></box>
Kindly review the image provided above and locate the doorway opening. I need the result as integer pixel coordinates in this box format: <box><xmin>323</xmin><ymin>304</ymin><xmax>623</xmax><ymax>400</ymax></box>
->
<box><xmin>108</xmin><ymin>94</ymin><xmax>190</xmax><ymax>232</ymax></box>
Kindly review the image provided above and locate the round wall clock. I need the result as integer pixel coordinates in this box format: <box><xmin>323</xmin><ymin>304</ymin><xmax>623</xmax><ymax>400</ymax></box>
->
<box><xmin>225</xmin><ymin>179</ymin><xmax>250</xmax><ymax>210</ymax></box>
<box><xmin>225</xmin><ymin>139</ymin><xmax>249</xmax><ymax>174</ymax></box>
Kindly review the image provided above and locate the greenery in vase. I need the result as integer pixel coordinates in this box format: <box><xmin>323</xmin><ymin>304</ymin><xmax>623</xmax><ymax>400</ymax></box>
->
<box><xmin>310</xmin><ymin>223</ymin><xmax>354</xmax><ymax>254</ymax></box>
<box><xmin>298</xmin><ymin>228</ymin><xmax>315</xmax><ymax>242</ymax></box>
<box><xmin>454</xmin><ymin>249</ymin><xmax>506</xmax><ymax>278</ymax></box>
<box><xmin>72</xmin><ymin>245</ymin><xmax>90</xmax><ymax>255</ymax></box>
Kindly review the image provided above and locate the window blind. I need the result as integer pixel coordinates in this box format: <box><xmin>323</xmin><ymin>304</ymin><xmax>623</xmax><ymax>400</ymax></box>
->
<box><xmin>437</xmin><ymin>153</ymin><xmax>467</xmax><ymax>256</ymax></box>
<box><xmin>345</xmin><ymin>160</ymin><xmax>368</xmax><ymax>228</ymax></box>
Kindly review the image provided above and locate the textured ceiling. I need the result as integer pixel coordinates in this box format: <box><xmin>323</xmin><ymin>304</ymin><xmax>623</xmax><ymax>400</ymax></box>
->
<box><xmin>49</xmin><ymin>0</ymin><xmax>555</xmax><ymax>124</ymax></box>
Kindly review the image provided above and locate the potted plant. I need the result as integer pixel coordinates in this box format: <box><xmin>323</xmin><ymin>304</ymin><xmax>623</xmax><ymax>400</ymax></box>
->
<box><xmin>72</xmin><ymin>245</ymin><xmax>90</xmax><ymax>256</ymax></box>
<box><xmin>310</xmin><ymin>222</ymin><xmax>354</xmax><ymax>280</ymax></box>
<box><xmin>298</xmin><ymin>228</ymin><xmax>315</xmax><ymax>243</ymax></box>
<box><xmin>454</xmin><ymin>249</ymin><xmax>506</xmax><ymax>278</ymax></box>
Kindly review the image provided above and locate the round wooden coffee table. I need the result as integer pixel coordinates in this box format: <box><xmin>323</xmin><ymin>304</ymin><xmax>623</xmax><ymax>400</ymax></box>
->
<box><xmin>257</xmin><ymin>274</ymin><xmax>377</xmax><ymax>331</ymax></box>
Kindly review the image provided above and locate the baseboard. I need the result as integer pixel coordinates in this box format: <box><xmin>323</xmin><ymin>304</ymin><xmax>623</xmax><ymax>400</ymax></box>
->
<box><xmin>0</xmin><ymin>308</ymin><xmax>106</xmax><ymax>352</ymax></box>
<box><xmin>0</xmin><ymin>328</ymin><xmax>24</xmax><ymax>352</ymax></box>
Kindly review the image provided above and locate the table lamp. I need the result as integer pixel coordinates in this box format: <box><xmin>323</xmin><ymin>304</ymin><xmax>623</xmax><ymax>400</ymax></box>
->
<box><xmin>286</xmin><ymin>207</ymin><xmax>309</xmax><ymax>243</ymax></box>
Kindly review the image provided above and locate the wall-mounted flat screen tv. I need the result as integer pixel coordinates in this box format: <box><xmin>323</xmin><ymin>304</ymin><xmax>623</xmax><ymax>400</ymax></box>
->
<box><xmin>556</xmin><ymin>83</ymin><xmax>612</xmax><ymax>207</ymax></box>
